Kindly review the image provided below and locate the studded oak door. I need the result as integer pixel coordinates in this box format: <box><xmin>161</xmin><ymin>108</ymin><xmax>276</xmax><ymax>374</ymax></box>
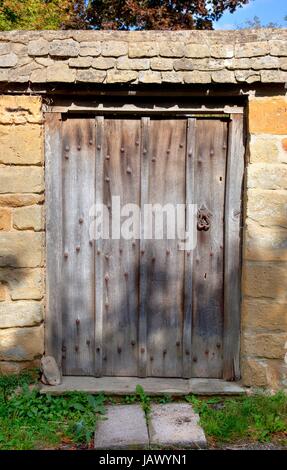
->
<box><xmin>45</xmin><ymin>113</ymin><xmax>244</xmax><ymax>379</ymax></box>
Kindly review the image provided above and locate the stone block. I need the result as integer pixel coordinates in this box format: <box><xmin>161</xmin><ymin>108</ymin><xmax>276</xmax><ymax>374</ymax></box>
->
<box><xmin>242</xmin><ymin>333</ymin><xmax>287</xmax><ymax>359</ymax></box>
<box><xmin>49</xmin><ymin>39</ymin><xmax>80</xmax><ymax>58</ymax></box>
<box><xmin>0</xmin><ymin>360</ymin><xmax>40</xmax><ymax>374</ymax></box>
<box><xmin>249</xmin><ymin>97</ymin><xmax>287</xmax><ymax>135</ymax></box>
<box><xmin>76</xmin><ymin>69</ymin><xmax>106</xmax><ymax>83</ymax></box>
<box><xmin>244</xmin><ymin>221</ymin><xmax>287</xmax><ymax>261</ymax></box>
<box><xmin>13</xmin><ymin>205</ymin><xmax>43</xmax><ymax>231</ymax></box>
<box><xmin>0</xmin><ymin>124</ymin><xmax>42</xmax><ymax>165</ymax></box>
<box><xmin>0</xmin><ymin>324</ymin><xmax>44</xmax><ymax>361</ymax></box>
<box><xmin>212</xmin><ymin>70</ymin><xmax>236</xmax><ymax>83</ymax></box>
<box><xmin>242</xmin><ymin>298</ymin><xmax>287</xmax><ymax>332</ymax></box>
<box><xmin>0</xmin><ymin>301</ymin><xmax>43</xmax><ymax>328</ymax></box>
<box><xmin>102</xmin><ymin>41</ymin><xmax>128</xmax><ymax>57</ymax></box>
<box><xmin>79</xmin><ymin>42</ymin><xmax>101</xmax><ymax>57</ymax></box>
<box><xmin>91</xmin><ymin>58</ymin><xmax>116</xmax><ymax>70</ymax></box>
<box><xmin>0</xmin><ymin>43</ymin><xmax>11</xmax><ymax>55</ymax></box>
<box><xmin>0</xmin><ymin>232</ymin><xmax>44</xmax><ymax>268</ymax></box>
<box><xmin>159</xmin><ymin>42</ymin><xmax>185</xmax><ymax>58</ymax></box>
<box><xmin>249</xmin><ymin>136</ymin><xmax>279</xmax><ymax>163</ymax></box>
<box><xmin>210</xmin><ymin>44</ymin><xmax>234</xmax><ymax>59</ymax></box>
<box><xmin>0</xmin><ymin>167</ymin><xmax>44</xmax><ymax>194</ymax></box>
<box><xmin>185</xmin><ymin>44</ymin><xmax>210</xmax><ymax>58</ymax></box>
<box><xmin>242</xmin><ymin>261</ymin><xmax>287</xmax><ymax>301</ymax></box>
<box><xmin>0</xmin><ymin>267</ymin><xmax>43</xmax><ymax>300</ymax></box>
<box><xmin>106</xmin><ymin>70</ymin><xmax>137</xmax><ymax>84</ymax></box>
<box><xmin>138</xmin><ymin>71</ymin><xmax>161</xmax><ymax>83</ymax></box>
<box><xmin>68</xmin><ymin>57</ymin><xmax>92</xmax><ymax>68</ymax></box>
<box><xmin>161</xmin><ymin>72</ymin><xmax>183</xmax><ymax>83</ymax></box>
<box><xmin>261</xmin><ymin>70</ymin><xmax>287</xmax><ymax>83</ymax></box>
<box><xmin>116</xmin><ymin>57</ymin><xmax>149</xmax><ymax>70</ymax></box>
<box><xmin>129</xmin><ymin>42</ymin><xmax>158</xmax><ymax>58</ymax></box>
<box><xmin>269</xmin><ymin>40</ymin><xmax>287</xmax><ymax>57</ymax></box>
<box><xmin>0</xmin><ymin>53</ymin><xmax>18</xmax><ymax>67</ymax></box>
<box><xmin>28</xmin><ymin>39</ymin><xmax>49</xmax><ymax>57</ymax></box>
<box><xmin>150</xmin><ymin>58</ymin><xmax>173</xmax><ymax>71</ymax></box>
<box><xmin>0</xmin><ymin>95</ymin><xmax>42</xmax><ymax>124</ymax></box>
<box><xmin>47</xmin><ymin>64</ymin><xmax>75</xmax><ymax>83</ymax></box>
<box><xmin>184</xmin><ymin>71</ymin><xmax>211</xmax><ymax>83</ymax></box>
<box><xmin>247</xmin><ymin>164</ymin><xmax>287</xmax><ymax>189</ymax></box>
<box><xmin>246</xmin><ymin>189</ymin><xmax>287</xmax><ymax>227</ymax></box>
<box><xmin>235</xmin><ymin>41</ymin><xmax>269</xmax><ymax>58</ymax></box>
<box><xmin>0</xmin><ymin>194</ymin><xmax>44</xmax><ymax>208</ymax></box>
<box><xmin>173</xmin><ymin>58</ymin><xmax>193</xmax><ymax>71</ymax></box>
<box><xmin>0</xmin><ymin>208</ymin><xmax>11</xmax><ymax>231</ymax></box>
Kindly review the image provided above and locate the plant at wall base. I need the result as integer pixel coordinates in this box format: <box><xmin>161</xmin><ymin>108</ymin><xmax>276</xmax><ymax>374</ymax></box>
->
<box><xmin>0</xmin><ymin>374</ymin><xmax>106</xmax><ymax>450</ymax></box>
<box><xmin>135</xmin><ymin>384</ymin><xmax>151</xmax><ymax>418</ymax></box>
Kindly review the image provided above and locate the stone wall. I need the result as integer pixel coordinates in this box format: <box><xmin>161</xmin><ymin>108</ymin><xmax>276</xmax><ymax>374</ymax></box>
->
<box><xmin>241</xmin><ymin>96</ymin><xmax>287</xmax><ymax>389</ymax></box>
<box><xmin>0</xmin><ymin>29</ymin><xmax>286</xmax><ymax>85</ymax></box>
<box><xmin>0</xmin><ymin>95</ymin><xmax>44</xmax><ymax>374</ymax></box>
<box><xmin>0</xmin><ymin>30</ymin><xmax>286</xmax><ymax>389</ymax></box>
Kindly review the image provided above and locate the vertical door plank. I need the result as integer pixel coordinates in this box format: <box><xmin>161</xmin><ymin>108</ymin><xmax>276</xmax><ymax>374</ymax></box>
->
<box><xmin>45</xmin><ymin>112</ymin><xmax>63</xmax><ymax>367</ymax></box>
<box><xmin>95</xmin><ymin>116</ymin><xmax>104</xmax><ymax>377</ymax></box>
<box><xmin>223</xmin><ymin>114</ymin><xmax>244</xmax><ymax>380</ymax></box>
<box><xmin>102</xmin><ymin>118</ymin><xmax>141</xmax><ymax>376</ymax></box>
<box><xmin>191</xmin><ymin>119</ymin><xmax>228</xmax><ymax>378</ymax></box>
<box><xmin>138</xmin><ymin>117</ymin><xmax>150</xmax><ymax>377</ymax></box>
<box><xmin>62</xmin><ymin>117</ymin><xmax>96</xmax><ymax>375</ymax></box>
<box><xmin>183</xmin><ymin>118</ymin><xmax>196</xmax><ymax>378</ymax></box>
<box><xmin>145</xmin><ymin>118</ymin><xmax>186</xmax><ymax>377</ymax></box>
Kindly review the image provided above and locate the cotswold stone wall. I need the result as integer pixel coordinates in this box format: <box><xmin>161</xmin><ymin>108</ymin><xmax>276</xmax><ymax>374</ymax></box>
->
<box><xmin>0</xmin><ymin>30</ymin><xmax>286</xmax><ymax>389</ymax></box>
<box><xmin>0</xmin><ymin>96</ymin><xmax>44</xmax><ymax>373</ymax></box>
<box><xmin>242</xmin><ymin>96</ymin><xmax>287</xmax><ymax>389</ymax></box>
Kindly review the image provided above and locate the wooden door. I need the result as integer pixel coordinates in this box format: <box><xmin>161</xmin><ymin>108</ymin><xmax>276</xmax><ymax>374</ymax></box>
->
<box><xmin>45</xmin><ymin>112</ymin><xmax>244</xmax><ymax>380</ymax></box>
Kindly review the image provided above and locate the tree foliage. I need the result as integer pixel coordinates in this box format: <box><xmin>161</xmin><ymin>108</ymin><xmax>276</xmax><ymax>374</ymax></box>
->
<box><xmin>0</xmin><ymin>0</ymin><xmax>85</xmax><ymax>30</ymax></box>
<box><xmin>0</xmin><ymin>0</ymin><xmax>251</xmax><ymax>31</ymax></box>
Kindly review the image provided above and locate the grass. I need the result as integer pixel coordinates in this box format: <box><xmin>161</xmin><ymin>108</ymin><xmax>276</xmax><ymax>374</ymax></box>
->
<box><xmin>185</xmin><ymin>393</ymin><xmax>287</xmax><ymax>445</ymax></box>
<box><xmin>0</xmin><ymin>371</ymin><xmax>286</xmax><ymax>449</ymax></box>
<box><xmin>0</xmin><ymin>371</ymin><xmax>106</xmax><ymax>450</ymax></box>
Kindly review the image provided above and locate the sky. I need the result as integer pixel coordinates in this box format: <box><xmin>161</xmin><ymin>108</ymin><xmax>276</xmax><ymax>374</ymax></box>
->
<box><xmin>215</xmin><ymin>0</ymin><xmax>287</xmax><ymax>29</ymax></box>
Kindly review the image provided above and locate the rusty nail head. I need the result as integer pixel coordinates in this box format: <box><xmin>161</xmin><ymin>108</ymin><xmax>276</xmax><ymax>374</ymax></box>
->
<box><xmin>141</xmin><ymin>347</ymin><xmax>145</xmax><ymax>354</ymax></box>
<box><xmin>105</xmin><ymin>274</ymin><xmax>109</xmax><ymax>281</ymax></box>
<box><xmin>79</xmin><ymin>217</ymin><xmax>83</xmax><ymax>224</ymax></box>
<box><xmin>64</xmin><ymin>252</ymin><xmax>68</xmax><ymax>258</ymax></box>
<box><xmin>76</xmin><ymin>246</ymin><xmax>80</xmax><ymax>252</ymax></box>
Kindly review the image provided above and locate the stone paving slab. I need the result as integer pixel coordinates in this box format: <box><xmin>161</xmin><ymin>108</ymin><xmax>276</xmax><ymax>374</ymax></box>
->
<box><xmin>149</xmin><ymin>403</ymin><xmax>207</xmax><ymax>449</ymax></box>
<box><xmin>94</xmin><ymin>405</ymin><xmax>149</xmax><ymax>450</ymax></box>
<box><xmin>40</xmin><ymin>376</ymin><xmax>245</xmax><ymax>396</ymax></box>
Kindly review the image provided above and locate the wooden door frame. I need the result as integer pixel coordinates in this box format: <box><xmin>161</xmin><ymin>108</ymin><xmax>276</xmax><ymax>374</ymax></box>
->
<box><xmin>45</xmin><ymin>104</ymin><xmax>245</xmax><ymax>381</ymax></box>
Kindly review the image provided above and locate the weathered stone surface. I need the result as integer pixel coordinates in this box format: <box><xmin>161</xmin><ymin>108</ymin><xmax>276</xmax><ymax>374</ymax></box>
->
<box><xmin>244</xmin><ymin>221</ymin><xmax>287</xmax><ymax>261</ymax></box>
<box><xmin>28</xmin><ymin>39</ymin><xmax>49</xmax><ymax>57</ymax></box>
<box><xmin>261</xmin><ymin>70</ymin><xmax>287</xmax><ymax>83</ymax></box>
<box><xmin>0</xmin><ymin>360</ymin><xmax>40</xmax><ymax>374</ymax></box>
<box><xmin>235</xmin><ymin>70</ymin><xmax>260</xmax><ymax>84</ymax></box>
<box><xmin>0</xmin><ymin>53</ymin><xmax>17</xmax><ymax>67</ymax></box>
<box><xmin>185</xmin><ymin>43</ymin><xmax>210</xmax><ymax>58</ymax></box>
<box><xmin>0</xmin><ymin>283</ymin><xmax>7</xmax><ymax>301</ymax></box>
<box><xmin>138</xmin><ymin>71</ymin><xmax>161</xmax><ymax>83</ymax></box>
<box><xmin>270</xmin><ymin>40</ymin><xmax>287</xmax><ymax>57</ymax></box>
<box><xmin>235</xmin><ymin>41</ymin><xmax>269</xmax><ymax>58</ymax></box>
<box><xmin>13</xmin><ymin>205</ymin><xmax>43</xmax><ymax>231</ymax></box>
<box><xmin>106</xmin><ymin>70</ymin><xmax>137</xmax><ymax>84</ymax></box>
<box><xmin>0</xmin><ymin>194</ymin><xmax>44</xmax><ymax>208</ymax></box>
<box><xmin>41</xmin><ymin>356</ymin><xmax>62</xmax><ymax>386</ymax></box>
<box><xmin>150</xmin><ymin>58</ymin><xmax>173</xmax><ymax>71</ymax></box>
<box><xmin>212</xmin><ymin>70</ymin><xmax>236</xmax><ymax>83</ymax></box>
<box><xmin>246</xmin><ymin>189</ymin><xmax>287</xmax><ymax>227</ymax></box>
<box><xmin>0</xmin><ymin>208</ymin><xmax>11</xmax><ymax>231</ymax></box>
<box><xmin>91</xmin><ymin>58</ymin><xmax>116</xmax><ymax>70</ymax></box>
<box><xmin>102</xmin><ymin>41</ymin><xmax>128</xmax><ymax>57</ymax></box>
<box><xmin>79</xmin><ymin>41</ymin><xmax>101</xmax><ymax>57</ymax></box>
<box><xmin>247</xmin><ymin>164</ymin><xmax>287</xmax><ymax>190</ymax></box>
<box><xmin>0</xmin><ymin>301</ymin><xmax>43</xmax><ymax>328</ymax></box>
<box><xmin>243</xmin><ymin>261</ymin><xmax>287</xmax><ymax>301</ymax></box>
<box><xmin>161</xmin><ymin>72</ymin><xmax>183</xmax><ymax>83</ymax></box>
<box><xmin>249</xmin><ymin>97</ymin><xmax>287</xmax><ymax>135</ymax></box>
<box><xmin>0</xmin><ymin>267</ymin><xmax>43</xmax><ymax>300</ymax></box>
<box><xmin>117</xmin><ymin>57</ymin><xmax>149</xmax><ymax>70</ymax></box>
<box><xmin>252</xmin><ymin>56</ymin><xmax>280</xmax><ymax>70</ymax></box>
<box><xmin>210</xmin><ymin>44</ymin><xmax>234</xmax><ymax>59</ymax></box>
<box><xmin>49</xmin><ymin>39</ymin><xmax>79</xmax><ymax>58</ymax></box>
<box><xmin>0</xmin><ymin>95</ymin><xmax>42</xmax><ymax>124</ymax></box>
<box><xmin>159</xmin><ymin>42</ymin><xmax>185</xmax><ymax>58</ymax></box>
<box><xmin>76</xmin><ymin>69</ymin><xmax>106</xmax><ymax>83</ymax></box>
<box><xmin>249</xmin><ymin>136</ymin><xmax>279</xmax><ymax>163</ymax></box>
<box><xmin>68</xmin><ymin>57</ymin><xmax>92</xmax><ymax>68</ymax></box>
<box><xmin>47</xmin><ymin>64</ymin><xmax>75</xmax><ymax>83</ymax></box>
<box><xmin>0</xmin><ymin>69</ymin><xmax>9</xmax><ymax>82</ymax></box>
<box><xmin>149</xmin><ymin>404</ymin><xmax>207</xmax><ymax>448</ymax></box>
<box><xmin>0</xmin><ymin>124</ymin><xmax>42</xmax><ymax>165</ymax></box>
<box><xmin>173</xmin><ymin>58</ymin><xmax>193</xmax><ymax>71</ymax></box>
<box><xmin>129</xmin><ymin>42</ymin><xmax>158</xmax><ymax>58</ymax></box>
<box><xmin>30</xmin><ymin>68</ymin><xmax>47</xmax><ymax>83</ymax></box>
<box><xmin>241</xmin><ymin>358</ymin><xmax>274</xmax><ymax>388</ymax></box>
<box><xmin>242</xmin><ymin>298</ymin><xmax>287</xmax><ymax>332</ymax></box>
<box><xmin>184</xmin><ymin>71</ymin><xmax>211</xmax><ymax>83</ymax></box>
<box><xmin>0</xmin><ymin>232</ymin><xmax>44</xmax><ymax>268</ymax></box>
<box><xmin>0</xmin><ymin>167</ymin><xmax>44</xmax><ymax>194</ymax></box>
<box><xmin>242</xmin><ymin>333</ymin><xmax>287</xmax><ymax>359</ymax></box>
<box><xmin>0</xmin><ymin>325</ymin><xmax>44</xmax><ymax>361</ymax></box>
<box><xmin>0</xmin><ymin>43</ymin><xmax>10</xmax><ymax>55</ymax></box>
<box><xmin>94</xmin><ymin>405</ymin><xmax>149</xmax><ymax>449</ymax></box>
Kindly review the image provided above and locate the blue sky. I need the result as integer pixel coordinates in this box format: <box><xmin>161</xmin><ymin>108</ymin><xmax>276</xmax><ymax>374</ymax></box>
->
<box><xmin>215</xmin><ymin>0</ymin><xmax>287</xmax><ymax>29</ymax></box>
